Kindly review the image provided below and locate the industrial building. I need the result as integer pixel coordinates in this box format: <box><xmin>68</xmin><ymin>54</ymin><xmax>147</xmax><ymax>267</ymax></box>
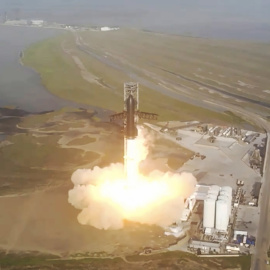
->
<box><xmin>181</xmin><ymin>184</ymin><xmax>233</xmax><ymax>236</ymax></box>
<box><xmin>200</xmin><ymin>185</ymin><xmax>232</xmax><ymax>234</ymax></box>
<box><xmin>183</xmin><ymin>184</ymin><xmax>256</xmax><ymax>253</ymax></box>
<box><xmin>147</xmin><ymin>121</ymin><xmax>265</xmax><ymax>255</ymax></box>
<box><xmin>188</xmin><ymin>239</ymin><xmax>221</xmax><ymax>254</ymax></box>
<box><xmin>30</xmin><ymin>19</ymin><xmax>44</xmax><ymax>27</ymax></box>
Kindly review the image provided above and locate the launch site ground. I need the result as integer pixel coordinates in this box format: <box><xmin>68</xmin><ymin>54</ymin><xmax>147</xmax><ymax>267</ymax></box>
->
<box><xmin>0</xmin><ymin>109</ymin><xmax>254</xmax><ymax>270</ymax></box>
<box><xmin>1</xmin><ymin>27</ymin><xmax>270</xmax><ymax>269</ymax></box>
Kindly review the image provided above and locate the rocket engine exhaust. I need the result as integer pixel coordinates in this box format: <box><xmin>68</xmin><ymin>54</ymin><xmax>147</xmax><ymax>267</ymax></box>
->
<box><xmin>68</xmin><ymin>83</ymin><xmax>197</xmax><ymax>230</ymax></box>
<box><xmin>110</xmin><ymin>82</ymin><xmax>158</xmax><ymax>180</ymax></box>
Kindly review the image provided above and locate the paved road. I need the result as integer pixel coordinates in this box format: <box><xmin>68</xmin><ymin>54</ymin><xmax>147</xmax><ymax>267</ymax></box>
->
<box><xmin>74</xmin><ymin>33</ymin><xmax>225</xmax><ymax>113</ymax></box>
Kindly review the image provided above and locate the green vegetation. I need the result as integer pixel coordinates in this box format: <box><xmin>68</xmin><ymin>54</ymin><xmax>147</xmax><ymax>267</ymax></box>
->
<box><xmin>20</xmin><ymin>107</ymin><xmax>80</xmax><ymax>128</ymax></box>
<box><xmin>23</xmin><ymin>34</ymin><xmax>124</xmax><ymax>111</ymax></box>
<box><xmin>0</xmin><ymin>108</ymin><xmax>106</xmax><ymax>195</ymax></box>
<box><xmin>137</xmin><ymin>84</ymin><xmax>233</xmax><ymax>123</ymax></box>
<box><xmin>127</xmin><ymin>251</ymin><xmax>251</xmax><ymax>270</ymax></box>
<box><xmin>224</xmin><ymin>111</ymin><xmax>246</xmax><ymax>125</ymax></box>
<box><xmin>0</xmin><ymin>250</ymin><xmax>251</xmax><ymax>270</ymax></box>
<box><xmin>0</xmin><ymin>251</ymin><xmax>125</xmax><ymax>269</ymax></box>
<box><xmin>67</xmin><ymin>135</ymin><xmax>96</xmax><ymax>145</ymax></box>
<box><xmin>22</xmin><ymin>29</ymin><xmax>269</xmax><ymax>126</ymax></box>
<box><xmin>0</xmin><ymin>132</ymin><xmax>99</xmax><ymax>195</ymax></box>
<box><xmin>0</xmin><ymin>252</ymin><xmax>58</xmax><ymax>268</ymax></box>
<box><xmin>1</xmin><ymin>133</ymin><xmax>99</xmax><ymax>169</ymax></box>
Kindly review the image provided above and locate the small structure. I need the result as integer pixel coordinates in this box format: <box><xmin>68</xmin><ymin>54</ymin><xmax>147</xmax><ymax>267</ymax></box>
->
<box><xmin>189</xmin><ymin>240</ymin><xmax>220</xmax><ymax>253</ymax></box>
<box><xmin>4</xmin><ymin>19</ymin><xmax>27</xmax><ymax>25</ymax></box>
<box><xmin>233</xmin><ymin>230</ymin><xmax>248</xmax><ymax>241</ymax></box>
<box><xmin>101</xmin><ymin>26</ymin><xmax>119</xmax><ymax>31</ymax></box>
<box><xmin>252</xmin><ymin>182</ymin><xmax>262</xmax><ymax>199</ymax></box>
<box><xmin>226</xmin><ymin>244</ymin><xmax>240</xmax><ymax>252</ymax></box>
<box><xmin>30</xmin><ymin>19</ymin><xmax>44</xmax><ymax>27</ymax></box>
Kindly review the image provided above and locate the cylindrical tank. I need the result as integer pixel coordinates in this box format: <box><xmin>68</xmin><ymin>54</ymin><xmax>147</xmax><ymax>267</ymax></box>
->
<box><xmin>219</xmin><ymin>190</ymin><xmax>232</xmax><ymax>208</ymax></box>
<box><xmin>219</xmin><ymin>190</ymin><xmax>232</xmax><ymax>200</ymax></box>
<box><xmin>208</xmin><ymin>185</ymin><xmax>220</xmax><ymax>196</ymax></box>
<box><xmin>210</xmin><ymin>185</ymin><xmax>220</xmax><ymax>193</ymax></box>
<box><xmin>207</xmin><ymin>194</ymin><xmax>217</xmax><ymax>200</ymax></box>
<box><xmin>203</xmin><ymin>197</ymin><xmax>216</xmax><ymax>228</ymax></box>
<box><xmin>221</xmin><ymin>186</ymin><xmax>232</xmax><ymax>196</ymax></box>
<box><xmin>218</xmin><ymin>195</ymin><xmax>231</xmax><ymax>222</ymax></box>
<box><xmin>208</xmin><ymin>189</ymin><xmax>219</xmax><ymax>197</ymax></box>
<box><xmin>220</xmin><ymin>190</ymin><xmax>232</xmax><ymax>198</ymax></box>
<box><xmin>220</xmin><ymin>186</ymin><xmax>232</xmax><ymax>218</ymax></box>
<box><xmin>215</xmin><ymin>199</ymin><xmax>228</xmax><ymax>231</ymax></box>
<box><xmin>218</xmin><ymin>195</ymin><xmax>229</xmax><ymax>201</ymax></box>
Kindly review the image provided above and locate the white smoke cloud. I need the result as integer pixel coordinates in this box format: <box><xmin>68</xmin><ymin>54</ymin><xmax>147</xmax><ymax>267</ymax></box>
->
<box><xmin>68</xmin><ymin>126</ymin><xmax>197</xmax><ymax>230</ymax></box>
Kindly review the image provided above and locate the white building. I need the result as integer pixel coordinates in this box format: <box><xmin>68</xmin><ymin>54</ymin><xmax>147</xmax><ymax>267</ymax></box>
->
<box><xmin>31</xmin><ymin>20</ymin><xmax>44</xmax><ymax>27</ymax></box>
<box><xmin>101</xmin><ymin>26</ymin><xmax>119</xmax><ymax>31</ymax></box>
<box><xmin>215</xmin><ymin>199</ymin><xmax>229</xmax><ymax>231</ymax></box>
<box><xmin>203</xmin><ymin>195</ymin><xmax>216</xmax><ymax>229</ymax></box>
<box><xmin>202</xmin><ymin>185</ymin><xmax>232</xmax><ymax>233</ymax></box>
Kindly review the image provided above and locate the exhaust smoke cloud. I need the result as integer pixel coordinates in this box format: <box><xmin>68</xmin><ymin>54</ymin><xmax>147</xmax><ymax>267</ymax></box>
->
<box><xmin>68</xmin><ymin>127</ymin><xmax>197</xmax><ymax>230</ymax></box>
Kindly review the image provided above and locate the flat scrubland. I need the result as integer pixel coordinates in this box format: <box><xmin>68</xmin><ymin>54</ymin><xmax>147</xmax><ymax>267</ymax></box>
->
<box><xmin>0</xmin><ymin>108</ymin><xmax>123</xmax><ymax>195</ymax></box>
<box><xmin>3</xmin><ymin>29</ymin><xmax>267</xmax><ymax>268</ymax></box>
<box><xmin>0</xmin><ymin>250</ymin><xmax>250</xmax><ymax>270</ymax></box>
<box><xmin>0</xmin><ymin>108</ymin><xmax>191</xmax><ymax>195</ymax></box>
<box><xmin>23</xmin><ymin>29</ymin><xmax>270</xmax><ymax>125</ymax></box>
<box><xmin>0</xmin><ymin>108</ymin><xmax>193</xmax><ymax>262</ymax></box>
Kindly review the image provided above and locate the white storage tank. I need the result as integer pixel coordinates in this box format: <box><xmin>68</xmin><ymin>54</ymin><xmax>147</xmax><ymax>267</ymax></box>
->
<box><xmin>210</xmin><ymin>185</ymin><xmax>220</xmax><ymax>192</ymax></box>
<box><xmin>220</xmin><ymin>190</ymin><xmax>232</xmax><ymax>203</ymax></box>
<box><xmin>218</xmin><ymin>195</ymin><xmax>229</xmax><ymax>201</ymax></box>
<box><xmin>207</xmin><ymin>193</ymin><xmax>217</xmax><ymax>200</ymax></box>
<box><xmin>220</xmin><ymin>187</ymin><xmax>232</xmax><ymax>216</ymax></box>
<box><xmin>208</xmin><ymin>189</ymin><xmax>219</xmax><ymax>197</ymax></box>
<box><xmin>221</xmin><ymin>186</ymin><xmax>232</xmax><ymax>196</ymax></box>
<box><xmin>215</xmin><ymin>199</ymin><xmax>229</xmax><ymax>231</ymax></box>
<box><xmin>218</xmin><ymin>195</ymin><xmax>231</xmax><ymax>222</ymax></box>
<box><xmin>220</xmin><ymin>190</ymin><xmax>231</xmax><ymax>198</ymax></box>
<box><xmin>208</xmin><ymin>185</ymin><xmax>220</xmax><ymax>195</ymax></box>
<box><xmin>219</xmin><ymin>191</ymin><xmax>232</xmax><ymax>204</ymax></box>
<box><xmin>203</xmin><ymin>197</ymin><xmax>216</xmax><ymax>229</ymax></box>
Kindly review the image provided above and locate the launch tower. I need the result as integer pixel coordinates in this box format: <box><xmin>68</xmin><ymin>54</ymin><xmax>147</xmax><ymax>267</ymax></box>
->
<box><xmin>110</xmin><ymin>82</ymin><xmax>158</xmax><ymax>180</ymax></box>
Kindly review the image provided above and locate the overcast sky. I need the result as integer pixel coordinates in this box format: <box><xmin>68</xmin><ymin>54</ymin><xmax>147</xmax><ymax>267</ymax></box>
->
<box><xmin>1</xmin><ymin>0</ymin><xmax>270</xmax><ymax>40</ymax></box>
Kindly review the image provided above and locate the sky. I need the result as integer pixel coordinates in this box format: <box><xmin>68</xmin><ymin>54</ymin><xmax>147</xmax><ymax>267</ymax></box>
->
<box><xmin>0</xmin><ymin>0</ymin><xmax>270</xmax><ymax>40</ymax></box>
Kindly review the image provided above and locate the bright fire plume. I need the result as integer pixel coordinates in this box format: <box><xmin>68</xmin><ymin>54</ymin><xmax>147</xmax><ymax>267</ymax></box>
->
<box><xmin>68</xmin><ymin>127</ymin><xmax>197</xmax><ymax>230</ymax></box>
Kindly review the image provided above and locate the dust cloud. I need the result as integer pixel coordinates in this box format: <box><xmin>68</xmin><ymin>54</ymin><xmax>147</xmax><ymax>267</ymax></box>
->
<box><xmin>68</xmin><ymin>127</ymin><xmax>196</xmax><ymax>230</ymax></box>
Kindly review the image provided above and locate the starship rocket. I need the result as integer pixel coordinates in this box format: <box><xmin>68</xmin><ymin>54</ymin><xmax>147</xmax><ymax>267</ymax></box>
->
<box><xmin>110</xmin><ymin>82</ymin><xmax>158</xmax><ymax>140</ymax></box>
<box><xmin>110</xmin><ymin>82</ymin><xmax>158</xmax><ymax>181</ymax></box>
